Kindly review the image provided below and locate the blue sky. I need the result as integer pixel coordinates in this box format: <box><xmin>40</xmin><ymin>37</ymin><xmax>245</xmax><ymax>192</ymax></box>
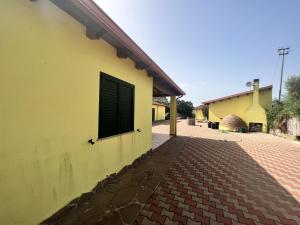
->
<box><xmin>95</xmin><ymin>0</ymin><xmax>300</xmax><ymax>106</ymax></box>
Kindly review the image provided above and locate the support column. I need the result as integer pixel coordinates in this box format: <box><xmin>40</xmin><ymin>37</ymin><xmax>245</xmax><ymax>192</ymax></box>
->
<box><xmin>169</xmin><ymin>96</ymin><xmax>177</xmax><ymax>136</ymax></box>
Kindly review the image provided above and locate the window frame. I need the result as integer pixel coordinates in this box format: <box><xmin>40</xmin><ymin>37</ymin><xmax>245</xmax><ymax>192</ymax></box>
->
<box><xmin>98</xmin><ymin>72</ymin><xmax>135</xmax><ymax>139</ymax></box>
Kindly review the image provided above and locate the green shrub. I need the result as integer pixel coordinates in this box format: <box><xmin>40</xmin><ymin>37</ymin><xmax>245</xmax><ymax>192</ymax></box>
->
<box><xmin>285</xmin><ymin>97</ymin><xmax>300</xmax><ymax>118</ymax></box>
<box><xmin>266</xmin><ymin>100</ymin><xmax>286</xmax><ymax>132</ymax></box>
<box><xmin>285</xmin><ymin>75</ymin><xmax>300</xmax><ymax>100</ymax></box>
<box><xmin>177</xmin><ymin>100</ymin><xmax>194</xmax><ymax>118</ymax></box>
<box><xmin>267</xmin><ymin>75</ymin><xmax>300</xmax><ymax>132</ymax></box>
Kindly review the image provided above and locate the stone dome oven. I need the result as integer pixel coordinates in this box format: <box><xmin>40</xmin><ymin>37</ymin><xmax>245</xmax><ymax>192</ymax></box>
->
<box><xmin>220</xmin><ymin>114</ymin><xmax>247</xmax><ymax>132</ymax></box>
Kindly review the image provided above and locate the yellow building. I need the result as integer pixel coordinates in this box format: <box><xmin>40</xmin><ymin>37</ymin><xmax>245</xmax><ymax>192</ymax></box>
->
<box><xmin>0</xmin><ymin>1</ymin><xmax>184</xmax><ymax>225</ymax></box>
<box><xmin>194</xmin><ymin>105</ymin><xmax>205</xmax><ymax>121</ymax></box>
<box><xmin>203</xmin><ymin>79</ymin><xmax>272</xmax><ymax>132</ymax></box>
<box><xmin>152</xmin><ymin>102</ymin><xmax>167</xmax><ymax>121</ymax></box>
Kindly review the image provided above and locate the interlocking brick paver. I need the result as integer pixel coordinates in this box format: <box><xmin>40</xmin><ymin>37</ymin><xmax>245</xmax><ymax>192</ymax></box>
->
<box><xmin>203</xmin><ymin>208</ymin><xmax>217</xmax><ymax>221</ymax></box>
<box><xmin>216</xmin><ymin>214</ymin><xmax>233</xmax><ymax>225</ymax></box>
<box><xmin>164</xmin><ymin>217</ymin><xmax>179</xmax><ymax>225</ymax></box>
<box><xmin>151</xmin><ymin>212</ymin><xmax>166</xmax><ymax>225</ymax></box>
<box><xmin>186</xmin><ymin>218</ymin><xmax>199</xmax><ymax>225</ymax></box>
<box><xmin>158</xmin><ymin>201</ymin><xmax>170</xmax><ymax>210</ymax></box>
<box><xmin>157</xmin><ymin>195</ymin><xmax>167</xmax><ymax>203</ymax></box>
<box><xmin>173</xmin><ymin>213</ymin><xmax>188</xmax><ymax>224</ymax></box>
<box><xmin>140</xmin><ymin>217</ymin><xmax>156</xmax><ymax>225</ymax></box>
<box><xmin>182</xmin><ymin>209</ymin><xmax>195</xmax><ymax>220</ymax></box>
<box><xmin>161</xmin><ymin>208</ymin><xmax>174</xmax><ymax>219</ymax></box>
<box><xmin>136</xmin><ymin>122</ymin><xmax>300</xmax><ymax>225</ymax></box>
<box><xmin>141</xmin><ymin>207</ymin><xmax>153</xmax><ymax>219</ymax></box>
<box><xmin>178</xmin><ymin>201</ymin><xmax>190</xmax><ymax>211</ymax></box>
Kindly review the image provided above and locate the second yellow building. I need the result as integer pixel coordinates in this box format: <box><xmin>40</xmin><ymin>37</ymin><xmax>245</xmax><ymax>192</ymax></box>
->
<box><xmin>203</xmin><ymin>79</ymin><xmax>272</xmax><ymax>132</ymax></box>
<box><xmin>194</xmin><ymin>105</ymin><xmax>206</xmax><ymax>121</ymax></box>
<box><xmin>152</xmin><ymin>102</ymin><xmax>166</xmax><ymax>121</ymax></box>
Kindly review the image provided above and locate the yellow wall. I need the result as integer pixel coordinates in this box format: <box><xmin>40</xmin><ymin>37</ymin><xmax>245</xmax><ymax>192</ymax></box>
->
<box><xmin>0</xmin><ymin>1</ymin><xmax>153</xmax><ymax>225</ymax></box>
<box><xmin>208</xmin><ymin>89</ymin><xmax>272</xmax><ymax>132</ymax></box>
<box><xmin>152</xmin><ymin>104</ymin><xmax>166</xmax><ymax>121</ymax></box>
<box><xmin>195</xmin><ymin>109</ymin><xmax>205</xmax><ymax>121</ymax></box>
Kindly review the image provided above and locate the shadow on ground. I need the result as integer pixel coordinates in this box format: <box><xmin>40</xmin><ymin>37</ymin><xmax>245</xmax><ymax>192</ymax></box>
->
<box><xmin>134</xmin><ymin>136</ymin><xmax>300</xmax><ymax>225</ymax></box>
<box><xmin>41</xmin><ymin>134</ymin><xmax>300</xmax><ymax>225</ymax></box>
<box><xmin>152</xmin><ymin>120</ymin><xmax>170</xmax><ymax>127</ymax></box>
<box><xmin>152</xmin><ymin>119</ymin><xmax>184</xmax><ymax>127</ymax></box>
<box><xmin>40</xmin><ymin>136</ymin><xmax>187</xmax><ymax>225</ymax></box>
<box><xmin>152</xmin><ymin>133</ymin><xmax>171</xmax><ymax>149</ymax></box>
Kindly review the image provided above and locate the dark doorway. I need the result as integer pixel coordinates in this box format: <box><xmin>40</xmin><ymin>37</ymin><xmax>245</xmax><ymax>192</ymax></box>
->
<box><xmin>152</xmin><ymin>108</ymin><xmax>155</xmax><ymax>122</ymax></box>
<box><xmin>249</xmin><ymin>123</ymin><xmax>263</xmax><ymax>132</ymax></box>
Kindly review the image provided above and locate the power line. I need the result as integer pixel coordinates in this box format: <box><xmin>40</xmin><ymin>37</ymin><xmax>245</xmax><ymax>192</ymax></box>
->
<box><xmin>277</xmin><ymin>47</ymin><xmax>290</xmax><ymax>101</ymax></box>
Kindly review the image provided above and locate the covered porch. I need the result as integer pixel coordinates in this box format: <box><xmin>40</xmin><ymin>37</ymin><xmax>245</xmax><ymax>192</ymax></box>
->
<box><xmin>152</xmin><ymin>80</ymin><xmax>184</xmax><ymax>149</ymax></box>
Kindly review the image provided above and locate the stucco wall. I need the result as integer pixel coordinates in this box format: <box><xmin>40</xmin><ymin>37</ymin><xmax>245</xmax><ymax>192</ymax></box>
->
<box><xmin>0</xmin><ymin>1</ymin><xmax>153</xmax><ymax>225</ymax></box>
<box><xmin>195</xmin><ymin>109</ymin><xmax>205</xmax><ymax>121</ymax></box>
<box><xmin>152</xmin><ymin>105</ymin><xmax>166</xmax><ymax>121</ymax></box>
<box><xmin>208</xmin><ymin>90</ymin><xmax>272</xmax><ymax>132</ymax></box>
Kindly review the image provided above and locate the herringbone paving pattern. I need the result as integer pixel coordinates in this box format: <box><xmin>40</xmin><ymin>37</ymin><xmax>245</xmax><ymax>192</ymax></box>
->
<box><xmin>134</xmin><ymin>123</ymin><xmax>300</xmax><ymax>225</ymax></box>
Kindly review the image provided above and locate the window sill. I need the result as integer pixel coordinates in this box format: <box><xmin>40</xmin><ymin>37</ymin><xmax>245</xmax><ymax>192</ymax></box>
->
<box><xmin>97</xmin><ymin>130</ymin><xmax>136</xmax><ymax>141</ymax></box>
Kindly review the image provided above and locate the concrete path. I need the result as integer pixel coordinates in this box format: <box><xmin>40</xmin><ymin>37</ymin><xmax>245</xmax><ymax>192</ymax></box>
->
<box><xmin>152</xmin><ymin>120</ymin><xmax>171</xmax><ymax>149</ymax></box>
<box><xmin>134</xmin><ymin>121</ymin><xmax>300</xmax><ymax>225</ymax></box>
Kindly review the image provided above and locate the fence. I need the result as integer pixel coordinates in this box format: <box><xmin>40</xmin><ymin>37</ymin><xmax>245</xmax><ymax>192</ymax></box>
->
<box><xmin>271</xmin><ymin>117</ymin><xmax>300</xmax><ymax>139</ymax></box>
<box><xmin>287</xmin><ymin>117</ymin><xmax>300</xmax><ymax>136</ymax></box>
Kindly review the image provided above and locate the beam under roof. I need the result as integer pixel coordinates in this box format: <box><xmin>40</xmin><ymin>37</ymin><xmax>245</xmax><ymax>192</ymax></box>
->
<box><xmin>49</xmin><ymin>0</ymin><xmax>185</xmax><ymax>97</ymax></box>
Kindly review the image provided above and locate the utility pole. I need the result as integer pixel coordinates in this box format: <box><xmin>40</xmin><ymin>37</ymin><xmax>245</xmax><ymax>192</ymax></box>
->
<box><xmin>278</xmin><ymin>47</ymin><xmax>289</xmax><ymax>101</ymax></box>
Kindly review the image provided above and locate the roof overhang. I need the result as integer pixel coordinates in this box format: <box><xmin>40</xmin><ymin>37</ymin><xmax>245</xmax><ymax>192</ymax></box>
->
<box><xmin>152</xmin><ymin>101</ymin><xmax>167</xmax><ymax>107</ymax></box>
<box><xmin>49</xmin><ymin>0</ymin><xmax>185</xmax><ymax>97</ymax></box>
<box><xmin>202</xmin><ymin>85</ymin><xmax>273</xmax><ymax>105</ymax></box>
<box><xmin>194</xmin><ymin>105</ymin><xmax>205</xmax><ymax>110</ymax></box>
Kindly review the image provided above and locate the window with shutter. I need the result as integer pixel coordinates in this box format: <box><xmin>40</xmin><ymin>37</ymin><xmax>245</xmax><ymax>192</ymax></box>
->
<box><xmin>98</xmin><ymin>72</ymin><xmax>135</xmax><ymax>139</ymax></box>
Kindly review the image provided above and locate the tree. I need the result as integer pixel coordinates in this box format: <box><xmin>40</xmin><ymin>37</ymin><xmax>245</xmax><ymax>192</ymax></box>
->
<box><xmin>284</xmin><ymin>97</ymin><xmax>300</xmax><ymax>118</ymax></box>
<box><xmin>153</xmin><ymin>97</ymin><xmax>168</xmax><ymax>105</ymax></box>
<box><xmin>177</xmin><ymin>100</ymin><xmax>194</xmax><ymax>118</ymax></box>
<box><xmin>266</xmin><ymin>100</ymin><xmax>285</xmax><ymax>131</ymax></box>
<box><xmin>285</xmin><ymin>75</ymin><xmax>300</xmax><ymax>118</ymax></box>
<box><xmin>267</xmin><ymin>75</ymin><xmax>300</xmax><ymax>132</ymax></box>
<box><xmin>285</xmin><ymin>75</ymin><xmax>300</xmax><ymax>100</ymax></box>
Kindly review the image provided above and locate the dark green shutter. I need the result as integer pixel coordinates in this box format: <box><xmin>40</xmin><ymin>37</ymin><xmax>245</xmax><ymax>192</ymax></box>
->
<box><xmin>99</xmin><ymin>75</ymin><xmax>119</xmax><ymax>138</ymax></box>
<box><xmin>99</xmin><ymin>72</ymin><xmax>134</xmax><ymax>139</ymax></box>
<box><xmin>119</xmin><ymin>84</ymin><xmax>134</xmax><ymax>133</ymax></box>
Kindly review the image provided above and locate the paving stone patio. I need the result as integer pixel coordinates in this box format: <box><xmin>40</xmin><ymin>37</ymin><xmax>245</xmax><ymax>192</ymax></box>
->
<box><xmin>134</xmin><ymin>121</ymin><xmax>300</xmax><ymax>225</ymax></box>
<box><xmin>41</xmin><ymin>120</ymin><xmax>300</xmax><ymax>225</ymax></box>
